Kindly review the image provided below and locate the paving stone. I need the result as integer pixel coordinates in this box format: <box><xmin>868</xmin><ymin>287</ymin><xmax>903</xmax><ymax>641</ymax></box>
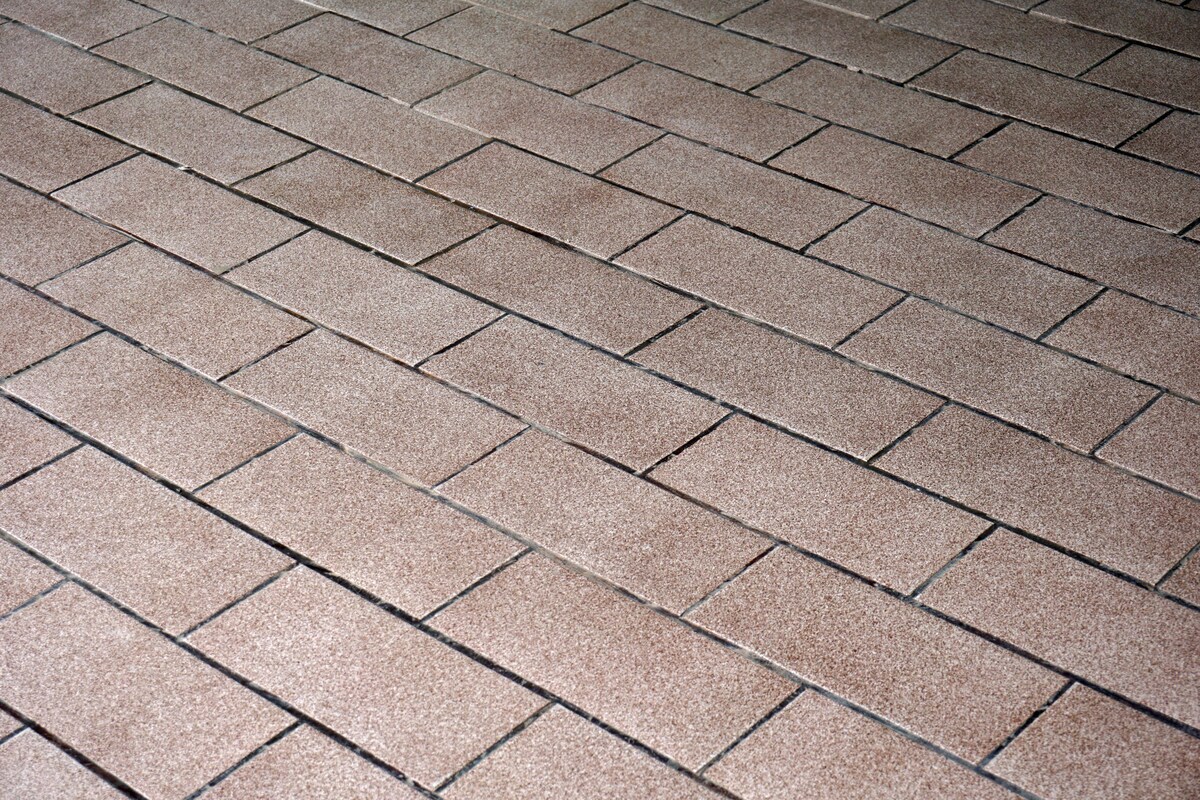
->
<box><xmin>0</xmin><ymin>709</ymin><xmax>17</xmax><ymax>739</ymax></box>
<box><xmin>0</xmin><ymin>94</ymin><xmax>133</xmax><ymax>193</ymax></box>
<box><xmin>0</xmin><ymin>584</ymin><xmax>292</xmax><ymax>800</ymax></box>
<box><xmin>224</xmin><ymin>330</ymin><xmax>523</xmax><ymax>485</ymax></box>
<box><xmin>756</xmin><ymin>60</ymin><xmax>998</xmax><ymax>158</ymax></box>
<box><xmin>431</xmin><ymin>554</ymin><xmax>795</xmax><ymax>770</ymax></box>
<box><xmin>5</xmin><ymin>334</ymin><xmax>293</xmax><ymax>490</ymax></box>
<box><xmin>0</xmin><ymin>280</ymin><xmax>96</xmax><ymax>377</ymax></box>
<box><xmin>1097</xmin><ymin>395</ymin><xmax>1200</xmax><ymax>497</ymax></box>
<box><xmin>1162</xmin><ymin>555</ymin><xmax>1200</xmax><ymax>607</ymax></box>
<box><xmin>634</xmin><ymin>310</ymin><xmax>941</xmax><ymax>459</ymax></box>
<box><xmin>229</xmin><ymin>231</ymin><xmax>497</xmax><ymax>365</ymax></box>
<box><xmin>188</xmin><ymin>567</ymin><xmax>543</xmax><ymax>788</ymax></box>
<box><xmin>0</xmin><ymin>24</ymin><xmax>145</xmax><ymax>114</ymax></box>
<box><xmin>137</xmin><ymin>0</ymin><xmax>317</xmax><ymax>42</ymax></box>
<box><xmin>1034</xmin><ymin>0</ymin><xmax>1200</xmax><ymax>59</ymax></box>
<box><xmin>199</xmin><ymin>435</ymin><xmax>522</xmax><ymax>618</ymax></box>
<box><xmin>422</xmin><ymin>143</ymin><xmax>681</xmax><ymax>259</ymax></box>
<box><xmin>470</xmin><ymin>0</ymin><xmax>625</xmax><ymax>30</ymax></box>
<box><xmin>875</xmin><ymin>406</ymin><xmax>1200</xmax><ymax>583</ymax></box>
<box><xmin>0</xmin><ymin>398</ymin><xmax>75</xmax><ymax>485</ymax></box>
<box><xmin>425</xmin><ymin>316</ymin><xmax>723</xmax><ymax>471</ymax></box>
<box><xmin>643</xmin><ymin>0</ymin><xmax>758</xmax><ymax>23</ymax></box>
<box><xmin>0</xmin><ymin>539</ymin><xmax>58</xmax><ymax>616</ymax></box>
<box><xmin>311</xmin><ymin>0</ymin><xmax>467</xmax><ymax>35</ymax></box>
<box><xmin>0</xmin><ymin>730</ymin><xmax>125</xmax><ymax>800</ymax></box>
<box><xmin>1083</xmin><ymin>45</ymin><xmax>1200</xmax><ymax>112</ymax></box>
<box><xmin>921</xmin><ymin>530</ymin><xmax>1200</xmax><ymax>730</ymax></box>
<box><xmin>0</xmin><ymin>446</ymin><xmax>290</xmax><ymax>634</ymax></box>
<box><xmin>601</xmin><ymin>135</ymin><xmax>864</xmax><ymax>250</ymax></box>
<box><xmin>0</xmin><ymin>0</ymin><xmax>160</xmax><ymax>48</ymax></box>
<box><xmin>688</xmin><ymin>547</ymin><xmax>1064</xmax><ymax>761</ymax></box>
<box><xmin>53</xmin><ymin>156</ymin><xmax>305</xmax><ymax>273</ymax></box>
<box><xmin>1122</xmin><ymin>111</ymin><xmax>1200</xmax><ymax>174</ymax></box>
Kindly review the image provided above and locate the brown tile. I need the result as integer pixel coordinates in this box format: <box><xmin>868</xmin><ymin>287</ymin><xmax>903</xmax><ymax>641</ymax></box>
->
<box><xmin>444</xmin><ymin>706</ymin><xmax>721</xmax><ymax>800</ymax></box>
<box><xmin>809</xmin><ymin>207</ymin><xmax>1098</xmax><ymax>337</ymax></box>
<box><xmin>249</xmin><ymin>77</ymin><xmax>484</xmax><ymax>181</ymax></box>
<box><xmin>875</xmin><ymin>406</ymin><xmax>1199</xmax><ymax>583</ymax></box>
<box><xmin>921</xmin><ymin>530</ymin><xmax>1200</xmax><ymax>729</ymax></box>
<box><xmin>708</xmin><ymin>692</ymin><xmax>1014</xmax><ymax>800</ymax></box>
<box><xmin>842</xmin><ymin>299</ymin><xmax>1155</xmax><ymax>450</ymax></box>
<box><xmin>913</xmin><ymin>50</ymin><xmax>1166</xmax><ymax>148</ymax></box>
<box><xmin>421</xmin><ymin>143</ymin><xmax>681</xmax><ymax>259</ymax></box>
<box><xmin>442</xmin><ymin>430</ymin><xmax>767</xmax><ymax>612</ymax></box>
<box><xmin>0</xmin><ymin>281</ymin><xmax>96</xmax><ymax>377</ymax></box>
<box><xmin>311</xmin><ymin>0</ymin><xmax>468</xmax><ymax>36</ymax></box>
<box><xmin>43</xmin><ymin>244</ymin><xmax>311</xmax><ymax>379</ymax></box>
<box><xmin>635</xmin><ymin>310</ymin><xmax>941</xmax><ymax>459</ymax></box>
<box><xmin>75</xmin><ymin>83</ymin><xmax>310</xmax><ymax>184</ymax></box>
<box><xmin>986</xmin><ymin>197</ymin><xmax>1200</xmax><ymax>317</ymax></box>
<box><xmin>418</xmin><ymin>70</ymin><xmax>659</xmax><ymax>173</ymax></box>
<box><xmin>53</xmin><ymin>156</ymin><xmax>305</xmax><ymax>273</ymax></box>
<box><xmin>617</xmin><ymin>215</ymin><xmax>898</xmax><ymax>347</ymax></box>
<box><xmin>580</xmin><ymin>63</ymin><xmax>822</xmax><ymax>162</ymax></box>
<box><xmin>0</xmin><ymin>539</ymin><xmax>58</xmax><ymax>616</ymax></box>
<box><xmin>198</xmin><ymin>435</ymin><xmax>522</xmax><ymax>618</ymax></box>
<box><xmin>650</xmin><ymin>415</ymin><xmax>988</xmax><ymax>592</ymax></box>
<box><xmin>0</xmin><ymin>731</ymin><xmax>125</xmax><ymax>800</ymax></box>
<box><xmin>95</xmin><ymin>18</ymin><xmax>313</xmax><ymax>111</ymax></box>
<box><xmin>959</xmin><ymin>123</ymin><xmax>1200</xmax><ymax>232</ymax></box>
<box><xmin>1162</xmin><ymin>554</ymin><xmax>1200</xmax><ymax>606</ymax></box>
<box><xmin>0</xmin><ymin>181</ymin><xmax>126</xmax><ymax>285</ymax></box>
<box><xmin>138</xmin><ymin>0</ymin><xmax>317</xmax><ymax>42</ymax></box>
<box><xmin>0</xmin><ymin>0</ymin><xmax>160</xmax><ymax>47</ymax></box>
<box><xmin>422</xmin><ymin>225</ymin><xmax>697</xmax><ymax>354</ymax></box>
<box><xmin>887</xmin><ymin>0</ymin><xmax>1120</xmax><ymax>75</ymax></box>
<box><xmin>188</xmin><ymin>567</ymin><xmax>543</xmax><ymax>788</ymax></box>
<box><xmin>689</xmin><ymin>547</ymin><xmax>1064</xmax><ymax>761</ymax></box>
<box><xmin>0</xmin><ymin>94</ymin><xmax>132</xmax><ymax>193</ymax></box>
<box><xmin>0</xmin><ymin>584</ymin><xmax>291</xmax><ymax>800</ymax></box>
<box><xmin>601</xmin><ymin>135</ymin><xmax>864</xmax><ymax>250</ymax></box>
<box><xmin>1035</xmin><ymin>0</ymin><xmax>1200</xmax><ymax>59</ymax></box>
<box><xmin>229</xmin><ymin>232</ymin><xmax>497</xmax><ymax>365</ymax></box>
<box><xmin>0</xmin><ymin>24</ymin><xmax>145</xmax><ymax>114</ymax></box>
<box><xmin>471</xmin><ymin>0</ymin><xmax>625</xmax><ymax>30</ymax></box>
<box><xmin>409</xmin><ymin>6</ymin><xmax>631</xmax><ymax>94</ymax></box>
<box><xmin>756</xmin><ymin>60</ymin><xmax>998</xmax><ymax>158</ymax></box>
<box><xmin>773</xmin><ymin>126</ymin><xmax>1037</xmax><ymax>238</ymax></box>
<box><xmin>6</xmin><ymin>334</ymin><xmax>293</xmax><ymax>490</ymax></box>
<box><xmin>726</xmin><ymin>0</ymin><xmax>957</xmax><ymax>83</ymax></box>
<box><xmin>1123</xmin><ymin>111</ymin><xmax>1200</xmax><ymax>174</ymax></box>
<box><xmin>224</xmin><ymin>331</ymin><xmax>523</xmax><ymax>485</ymax></box>
<box><xmin>575</xmin><ymin>4</ymin><xmax>799</xmax><ymax>91</ymax></box>
<box><xmin>644</xmin><ymin>0</ymin><xmax>756</xmax><ymax>22</ymax></box>
<box><xmin>206</xmin><ymin>726</ymin><xmax>422</xmax><ymax>800</ymax></box>
<box><xmin>241</xmin><ymin>151</ymin><xmax>488</xmax><ymax>265</ymax></box>
<box><xmin>0</xmin><ymin>398</ymin><xmax>74</xmax><ymax>485</ymax></box>
<box><xmin>0</xmin><ymin>447</ymin><xmax>290</xmax><ymax>634</ymax></box>
<box><xmin>1083</xmin><ymin>45</ymin><xmax>1200</xmax><ymax>112</ymax></box>
<box><xmin>432</xmin><ymin>554</ymin><xmax>794</xmax><ymax>769</ymax></box>
<box><xmin>1098</xmin><ymin>395</ymin><xmax>1200</xmax><ymax>497</ymax></box>
<box><xmin>1045</xmin><ymin>291</ymin><xmax>1200</xmax><ymax>399</ymax></box>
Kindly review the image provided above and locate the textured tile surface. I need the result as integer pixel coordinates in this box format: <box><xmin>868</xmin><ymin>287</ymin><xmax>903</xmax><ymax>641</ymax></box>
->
<box><xmin>0</xmin><ymin>539</ymin><xmax>59</xmax><ymax>616</ymax></box>
<box><xmin>0</xmin><ymin>280</ymin><xmax>96</xmax><ymax>377</ymax></box>
<box><xmin>0</xmin><ymin>24</ymin><xmax>146</xmax><ymax>114</ymax></box>
<box><xmin>0</xmin><ymin>94</ymin><xmax>133</xmax><ymax>193</ymax></box>
<box><xmin>0</xmin><ymin>398</ymin><xmax>75</xmax><ymax>486</ymax></box>
<box><xmin>1097</xmin><ymin>395</ymin><xmax>1200</xmax><ymax>497</ymax></box>
<box><xmin>0</xmin><ymin>730</ymin><xmax>125</xmax><ymax>800</ymax></box>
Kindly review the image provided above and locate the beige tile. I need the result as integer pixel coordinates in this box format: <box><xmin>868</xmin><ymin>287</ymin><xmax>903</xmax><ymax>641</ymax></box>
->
<box><xmin>0</xmin><ymin>709</ymin><xmax>17</xmax><ymax>739</ymax></box>
<box><xmin>0</xmin><ymin>539</ymin><xmax>58</xmax><ymax>616</ymax></box>
<box><xmin>0</xmin><ymin>398</ymin><xmax>74</xmax><ymax>485</ymax></box>
<box><xmin>0</xmin><ymin>94</ymin><xmax>133</xmax><ymax>193</ymax></box>
<box><xmin>1035</xmin><ymin>0</ymin><xmax>1200</xmax><ymax>59</ymax></box>
<box><xmin>1123</xmin><ymin>111</ymin><xmax>1200</xmax><ymax>174</ymax></box>
<box><xmin>311</xmin><ymin>0</ymin><xmax>467</xmax><ymax>35</ymax></box>
<box><xmin>0</xmin><ymin>24</ymin><xmax>145</xmax><ymax>114</ymax></box>
<box><xmin>0</xmin><ymin>730</ymin><xmax>125</xmax><ymax>800</ymax></box>
<box><xmin>1098</xmin><ymin>395</ymin><xmax>1200</xmax><ymax>497</ymax></box>
<box><xmin>0</xmin><ymin>181</ymin><xmax>126</xmax><ymax>285</ymax></box>
<box><xmin>138</xmin><ymin>0</ymin><xmax>317</xmax><ymax>42</ymax></box>
<box><xmin>1083</xmin><ymin>45</ymin><xmax>1200</xmax><ymax>112</ymax></box>
<box><xmin>471</xmin><ymin>0</ymin><xmax>625</xmax><ymax>30</ymax></box>
<box><xmin>0</xmin><ymin>0</ymin><xmax>159</xmax><ymax>47</ymax></box>
<box><xmin>0</xmin><ymin>280</ymin><xmax>96</xmax><ymax>377</ymax></box>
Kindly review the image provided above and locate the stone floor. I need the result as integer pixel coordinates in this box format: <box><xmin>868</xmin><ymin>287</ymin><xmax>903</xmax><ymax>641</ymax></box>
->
<box><xmin>0</xmin><ymin>0</ymin><xmax>1198</xmax><ymax>797</ymax></box>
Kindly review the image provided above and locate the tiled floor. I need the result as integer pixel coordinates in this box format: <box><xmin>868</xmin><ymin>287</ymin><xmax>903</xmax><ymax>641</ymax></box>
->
<box><xmin>0</xmin><ymin>1</ymin><xmax>1197</xmax><ymax>798</ymax></box>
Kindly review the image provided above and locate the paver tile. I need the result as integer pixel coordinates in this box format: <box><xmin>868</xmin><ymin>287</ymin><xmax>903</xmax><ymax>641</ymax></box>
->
<box><xmin>0</xmin><ymin>730</ymin><xmax>125</xmax><ymax>800</ymax></box>
<box><xmin>470</xmin><ymin>0</ymin><xmax>625</xmax><ymax>30</ymax></box>
<box><xmin>311</xmin><ymin>0</ymin><xmax>467</xmax><ymax>35</ymax></box>
<box><xmin>137</xmin><ymin>0</ymin><xmax>317</xmax><ymax>42</ymax></box>
<box><xmin>1097</xmin><ymin>395</ymin><xmax>1200</xmax><ymax>497</ymax></box>
<box><xmin>0</xmin><ymin>0</ymin><xmax>160</xmax><ymax>48</ymax></box>
<box><xmin>0</xmin><ymin>398</ymin><xmax>75</xmax><ymax>486</ymax></box>
<box><xmin>644</xmin><ymin>0</ymin><xmax>757</xmax><ymax>22</ymax></box>
<box><xmin>0</xmin><ymin>709</ymin><xmax>17</xmax><ymax>739</ymax></box>
<box><xmin>1163</xmin><ymin>555</ymin><xmax>1200</xmax><ymax>607</ymax></box>
<box><xmin>1123</xmin><ymin>111</ymin><xmax>1200</xmax><ymax>175</ymax></box>
<box><xmin>0</xmin><ymin>539</ymin><xmax>58</xmax><ymax>616</ymax></box>
<box><xmin>0</xmin><ymin>94</ymin><xmax>133</xmax><ymax>193</ymax></box>
<box><xmin>1035</xmin><ymin>0</ymin><xmax>1200</xmax><ymax>59</ymax></box>
<box><xmin>0</xmin><ymin>281</ymin><xmax>96</xmax><ymax>377</ymax></box>
<box><xmin>0</xmin><ymin>24</ymin><xmax>146</xmax><ymax>114</ymax></box>
<box><xmin>1083</xmin><ymin>45</ymin><xmax>1200</xmax><ymax>112</ymax></box>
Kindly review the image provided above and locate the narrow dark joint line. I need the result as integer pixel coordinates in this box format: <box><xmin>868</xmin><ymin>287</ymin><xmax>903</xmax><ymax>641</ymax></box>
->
<box><xmin>433</xmin><ymin>703</ymin><xmax>554</xmax><ymax>793</ymax></box>
<box><xmin>182</xmin><ymin>721</ymin><xmax>304</xmax><ymax>800</ymax></box>
<box><xmin>977</xmin><ymin>680</ymin><xmax>1075</xmax><ymax>769</ymax></box>
<box><xmin>907</xmin><ymin>524</ymin><xmax>1000</xmax><ymax>600</ymax></box>
<box><xmin>696</xmin><ymin>686</ymin><xmax>804</xmax><ymax>775</ymax></box>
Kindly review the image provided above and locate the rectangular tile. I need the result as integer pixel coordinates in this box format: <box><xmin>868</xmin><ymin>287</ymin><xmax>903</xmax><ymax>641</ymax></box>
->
<box><xmin>422</xmin><ymin>225</ymin><xmax>697</xmax><ymax>354</ymax></box>
<box><xmin>1097</xmin><ymin>395</ymin><xmax>1200</xmax><ymax>497</ymax></box>
<box><xmin>755</xmin><ymin>60</ymin><xmax>999</xmax><ymax>158</ymax></box>
<box><xmin>649</xmin><ymin>415</ymin><xmax>988</xmax><ymax>592</ymax></box>
<box><xmin>875</xmin><ymin>406</ymin><xmax>1200</xmax><ymax>583</ymax></box>
<box><xmin>1162</xmin><ymin>554</ymin><xmax>1200</xmax><ymax>607</ymax></box>
<box><xmin>442</xmin><ymin>430</ymin><xmax>767</xmax><ymax>612</ymax></box>
<box><xmin>470</xmin><ymin>0</ymin><xmax>625</xmax><ymax>30</ymax></box>
<box><xmin>424</xmin><ymin>316</ymin><xmax>724</xmax><ymax>471</ymax></box>
<box><xmin>958</xmin><ymin>123</ymin><xmax>1200</xmax><ymax>232</ymax></box>
<box><xmin>0</xmin><ymin>584</ymin><xmax>291</xmax><ymax>800</ymax></box>
<box><xmin>75</xmin><ymin>82</ymin><xmax>311</xmax><ymax>184</ymax></box>
<box><xmin>772</xmin><ymin>126</ymin><xmax>1037</xmax><ymax>238</ymax></box>
<box><xmin>1083</xmin><ymin>45</ymin><xmax>1200</xmax><ymax>112</ymax></box>
<box><xmin>809</xmin><ymin>207</ymin><xmax>1097</xmax><ymax>337</ymax></box>
<box><xmin>224</xmin><ymin>330</ymin><xmax>523</xmax><ymax>485</ymax></box>
<box><xmin>0</xmin><ymin>730</ymin><xmax>126</xmax><ymax>800</ymax></box>
<box><xmin>0</xmin><ymin>539</ymin><xmax>58</xmax><ymax>616</ymax></box>
<box><xmin>1035</xmin><ymin>0</ymin><xmax>1200</xmax><ymax>58</ymax></box>
<box><xmin>95</xmin><ymin>18</ymin><xmax>313</xmax><ymax>111</ymax></box>
<box><xmin>229</xmin><ymin>232</ymin><xmax>498</xmax><ymax>365</ymax></box>
<box><xmin>0</xmin><ymin>181</ymin><xmax>126</xmax><ymax>285</ymax></box>
<box><xmin>198</xmin><ymin>435</ymin><xmax>522</xmax><ymax>618</ymax></box>
<box><xmin>574</xmin><ymin>4</ymin><xmax>799</xmax><ymax>90</ymax></box>
<box><xmin>689</xmin><ymin>547</ymin><xmax>1064</xmax><ymax>761</ymax></box>
<box><xmin>644</xmin><ymin>0</ymin><xmax>757</xmax><ymax>21</ymax></box>
<box><xmin>418</xmin><ymin>70</ymin><xmax>659</xmax><ymax>173</ymax></box>
<box><xmin>241</xmin><ymin>151</ymin><xmax>488</xmax><ymax>265</ymax></box>
<box><xmin>0</xmin><ymin>280</ymin><xmax>96</xmax><ymax>377</ymax></box>
<box><xmin>138</xmin><ymin>0</ymin><xmax>317</xmax><ymax>42</ymax></box>
<box><xmin>0</xmin><ymin>0</ymin><xmax>160</xmax><ymax>47</ymax></box>
<box><xmin>0</xmin><ymin>94</ymin><xmax>132</xmax><ymax>193</ymax></box>
<box><xmin>311</xmin><ymin>0</ymin><xmax>468</xmax><ymax>36</ymax></box>
<box><xmin>249</xmin><ymin>76</ymin><xmax>484</xmax><ymax>181</ymax></box>
<box><xmin>0</xmin><ymin>446</ymin><xmax>289</xmax><ymax>634</ymax></box>
<box><xmin>43</xmin><ymin>243</ymin><xmax>311</xmax><ymax>379</ymax></box>
<box><xmin>0</xmin><ymin>398</ymin><xmax>74</xmax><ymax>485</ymax></box>
<box><xmin>0</xmin><ymin>24</ymin><xmax>145</xmax><ymax>114</ymax></box>
<box><xmin>408</xmin><ymin>6</ymin><xmax>631</xmax><ymax>94</ymax></box>
<box><xmin>634</xmin><ymin>310</ymin><xmax>941</xmax><ymax>459</ymax></box>
<box><xmin>921</xmin><ymin>530</ymin><xmax>1200</xmax><ymax>730</ymax></box>
<box><xmin>54</xmin><ymin>156</ymin><xmax>306</xmax><ymax>273</ymax></box>
<box><xmin>6</xmin><ymin>334</ymin><xmax>293</xmax><ymax>490</ymax></box>
<box><xmin>188</xmin><ymin>567</ymin><xmax>542</xmax><ymax>787</ymax></box>
<box><xmin>601</xmin><ymin>135</ymin><xmax>864</xmax><ymax>250</ymax></box>
<box><xmin>616</xmin><ymin>215</ymin><xmax>898</xmax><ymax>347</ymax></box>
<box><xmin>1123</xmin><ymin>111</ymin><xmax>1200</xmax><ymax>175</ymax></box>
<box><xmin>431</xmin><ymin>554</ymin><xmax>794</xmax><ymax>769</ymax></box>
<box><xmin>421</xmin><ymin>143</ymin><xmax>681</xmax><ymax>259</ymax></box>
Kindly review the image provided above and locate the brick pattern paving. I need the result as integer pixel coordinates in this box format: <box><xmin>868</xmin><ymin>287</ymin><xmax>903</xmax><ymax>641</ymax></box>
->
<box><xmin>0</xmin><ymin>0</ymin><xmax>1197</xmax><ymax>797</ymax></box>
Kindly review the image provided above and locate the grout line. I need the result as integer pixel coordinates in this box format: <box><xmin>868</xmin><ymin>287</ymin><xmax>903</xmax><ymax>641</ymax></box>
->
<box><xmin>0</xmin><ymin>442</ymin><xmax>85</xmax><ymax>493</ymax></box>
<box><xmin>866</xmin><ymin>400</ymin><xmax>950</xmax><ymax>465</ymax></box>
<box><xmin>679</xmin><ymin>543</ymin><xmax>778</xmax><ymax>619</ymax></box>
<box><xmin>420</xmin><ymin>548</ymin><xmax>534</xmax><ymax>624</ymax></box>
<box><xmin>1088</xmin><ymin>389</ymin><xmax>1164</xmax><ymax>456</ymax></box>
<box><xmin>182</xmin><ymin>721</ymin><xmax>304</xmax><ymax>800</ymax></box>
<box><xmin>1036</xmin><ymin>286</ymin><xmax>1108</xmax><ymax>342</ymax></box>
<box><xmin>433</xmin><ymin>702</ymin><xmax>554</xmax><ymax>792</ymax></box>
<box><xmin>977</xmin><ymin>680</ymin><xmax>1075</xmax><ymax>769</ymax></box>
<box><xmin>637</xmin><ymin>410</ymin><xmax>735</xmax><ymax>476</ymax></box>
<box><xmin>830</xmin><ymin>292</ymin><xmax>908</xmax><ymax>350</ymax></box>
<box><xmin>908</xmin><ymin>524</ymin><xmax>1000</xmax><ymax>599</ymax></box>
<box><xmin>697</xmin><ymin>686</ymin><xmax>804</xmax><ymax>774</ymax></box>
<box><xmin>175</xmin><ymin>564</ymin><xmax>299</xmax><ymax>640</ymax></box>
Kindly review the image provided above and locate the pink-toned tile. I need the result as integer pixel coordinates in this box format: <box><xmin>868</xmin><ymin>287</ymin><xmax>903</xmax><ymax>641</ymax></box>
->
<box><xmin>0</xmin><ymin>709</ymin><xmax>16</xmax><ymax>739</ymax></box>
<box><xmin>1083</xmin><ymin>45</ymin><xmax>1200</xmax><ymax>112</ymax></box>
<box><xmin>1162</xmin><ymin>554</ymin><xmax>1200</xmax><ymax>606</ymax></box>
<box><xmin>0</xmin><ymin>280</ymin><xmax>96</xmax><ymax>377</ymax></box>
<box><xmin>1098</xmin><ymin>395</ymin><xmax>1200</xmax><ymax>497</ymax></box>
<box><xmin>0</xmin><ymin>94</ymin><xmax>133</xmax><ymax>193</ymax></box>
<box><xmin>0</xmin><ymin>730</ymin><xmax>125</xmax><ymax>800</ymax></box>
<box><xmin>0</xmin><ymin>24</ymin><xmax>145</xmax><ymax>114</ymax></box>
<box><xmin>0</xmin><ymin>539</ymin><xmax>58</xmax><ymax>616</ymax></box>
<box><xmin>0</xmin><ymin>181</ymin><xmax>126</xmax><ymax>285</ymax></box>
<box><xmin>0</xmin><ymin>0</ymin><xmax>160</xmax><ymax>47</ymax></box>
<box><xmin>0</xmin><ymin>399</ymin><xmax>74</xmax><ymax>485</ymax></box>
<box><xmin>138</xmin><ymin>0</ymin><xmax>317</xmax><ymax>42</ymax></box>
<box><xmin>1122</xmin><ymin>111</ymin><xmax>1200</xmax><ymax>175</ymax></box>
<box><xmin>1035</xmin><ymin>0</ymin><xmax>1200</xmax><ymax>59</ymax></box>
